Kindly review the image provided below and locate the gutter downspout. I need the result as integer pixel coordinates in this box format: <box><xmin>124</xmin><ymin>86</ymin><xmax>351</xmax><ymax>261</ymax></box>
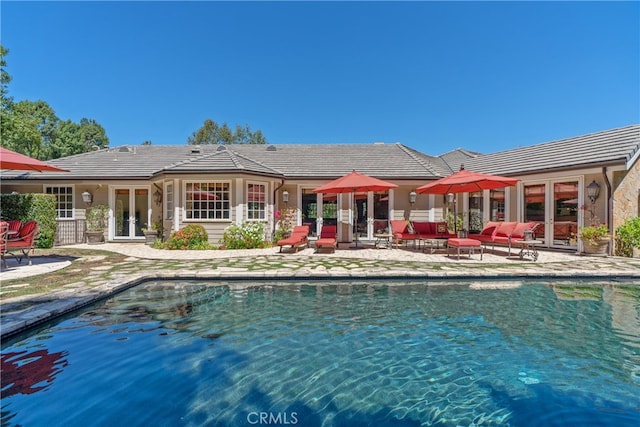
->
<box><xmin>602</xmin><ymin>167</ymin><xmax>612</xmax><ymax>255</ymax></box>
<box><xmin>273</xmin><ymin>180</ymin><xmax>285</xmax><ymax>234</ymax></box>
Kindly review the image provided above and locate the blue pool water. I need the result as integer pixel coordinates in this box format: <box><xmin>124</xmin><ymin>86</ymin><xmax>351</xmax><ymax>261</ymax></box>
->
<box><xmin>2</xmin><ymin>280</ymin><xmax>639</xmax><ymax>426</ymax></box>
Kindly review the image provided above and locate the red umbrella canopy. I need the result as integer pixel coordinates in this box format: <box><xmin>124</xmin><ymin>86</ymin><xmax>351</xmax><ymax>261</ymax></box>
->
<box><xmin>0</xmin><ymin>147</ymin><xmax>69</xmax><ymax>172</ymax></box>
<box><xmin>313</xmin><ymin>170</ymin><xmax>398</xmax><ymax>194</ymax></box>
<box><xmin>416</xmin><ymin>167</ymin><xmax>519</xmax><ymax>194</ymax></box>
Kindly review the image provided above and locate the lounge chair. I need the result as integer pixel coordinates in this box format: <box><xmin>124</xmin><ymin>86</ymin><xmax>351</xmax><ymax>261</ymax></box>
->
<box><xmin>0</xmin><ymin>221</ymin><xmax>8</xmax><ymax>268</ymax></box>
<box><xmin>277</xmin><ymin>225</ymin><xmax>310</xmax><ymax>253</ymax></box>
<box><xmin>315</xmin><ymin>225</ymin><xmax>337</xmax><ymax>253</ymax></box>
<box><xmin>5</xmin><ymin>220</ymin><xmax>39</xmax><ymax>265</ymax></box>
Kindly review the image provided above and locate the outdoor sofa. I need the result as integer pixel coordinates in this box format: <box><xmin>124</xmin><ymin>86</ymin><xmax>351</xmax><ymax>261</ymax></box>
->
<box><xmin>390</xmin><ymin>220</ymin><xmax>456</xmax><ymax>247</ymax></box>
<box><xmin>468</xmin><ymin>221</ymin><xmax>541</xmax><ymax>255</ymax></box>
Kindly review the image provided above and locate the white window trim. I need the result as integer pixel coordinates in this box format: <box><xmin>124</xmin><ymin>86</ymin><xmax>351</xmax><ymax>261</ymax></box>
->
<box><xmin>246</xmin><ymin>181</ymin><xmax>267</xmax><ymax>222</ymax></box>
<box><xmin>44</xmin><ymin>184</ymin><xmax>75</xmax><ymax>220</ymax></box>
<box><xmin>183</xmin><ymin>180</ymin><xmax>232</xmax><ymax>222</ymax></box>
<box><xmin>164</xmin><ymin>181</ymin><xmax>174</xmax><ymax>220</ymax></box>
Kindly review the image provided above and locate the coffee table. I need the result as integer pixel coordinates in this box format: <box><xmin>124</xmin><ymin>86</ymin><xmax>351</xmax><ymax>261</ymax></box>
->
<box><xmin>374</xmin><ymin>233</ymin><xmax>393</xmax><ymax>249</ymax></box>
<box><xmin>422</xmin><ymin>238</ymin><xmax>448</xmax><ymax>254</ymax></box>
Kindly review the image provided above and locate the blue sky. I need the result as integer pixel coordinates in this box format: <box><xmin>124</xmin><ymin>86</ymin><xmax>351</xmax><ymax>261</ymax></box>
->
<box><xmin>2</xmin><ymin>1</ymin><xmax>638</xmax><ymax>155</ymax></box>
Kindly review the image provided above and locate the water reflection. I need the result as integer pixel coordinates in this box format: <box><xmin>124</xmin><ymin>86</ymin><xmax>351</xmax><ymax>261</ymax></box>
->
<box><xmin>1</xmin><ymin>349</ymin><xmax>69</xmax><ymax>398</ymax></box>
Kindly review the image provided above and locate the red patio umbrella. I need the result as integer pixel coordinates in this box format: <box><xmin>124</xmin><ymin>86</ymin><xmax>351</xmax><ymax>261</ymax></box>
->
<box><xmin>0</xmin><ymin>147</ymin><xmax>69</xmax><ymax>172</ymax></box>
<box><xmin>313</xmin><ymin>170</ymin><xmax>398</xmax><ymax>247</ymax></box>
<box><xmin>416</xmin><ymin>166</ymin><xmax>519</xmax><ymax>195</ymax></box>
<box><xmin>416</xmin><ymin>166</ymin><xmax>519</xmax><ymax>234</ymax></box>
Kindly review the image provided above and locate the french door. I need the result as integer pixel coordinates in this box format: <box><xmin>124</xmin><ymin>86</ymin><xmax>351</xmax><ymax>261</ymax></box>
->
<box><xmin>523</xmin><ymin>179</ymin><xmax>580</xmax><ymax>250</ymax></box>
<box><xmin>113</xmin><ymin>187</ymin><xmax>150</xmax><ymax>240</ymax></box>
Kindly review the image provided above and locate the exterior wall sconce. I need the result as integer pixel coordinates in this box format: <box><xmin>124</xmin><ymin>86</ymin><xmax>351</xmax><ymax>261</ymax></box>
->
<box><xmin>409</xmin><ymin>190</ymin><xmax>417</xmax><ymax>205</ymax></box>
<box><xmin>153</xmin><ymin>189</ymin><xmax>162</xmax><ymax>206</ymax></box>
<box><xmin>587</xmin><ymin>180</ymin><xmax>600</xmax><ymax>204</ymax></box>
<box><xmin>282</xmin><ymin>190</ymin><xmax>289</xmax><ymax>205</ymax></box>
<box><xmin>82</xmin><ymin>190</ymin><xmax>93</xmax><ymax>205</ymax></box>
<box><xmin>447</xmin><ymin>193</ymin><xmax>455</xmax><ymax>204</ymax></box>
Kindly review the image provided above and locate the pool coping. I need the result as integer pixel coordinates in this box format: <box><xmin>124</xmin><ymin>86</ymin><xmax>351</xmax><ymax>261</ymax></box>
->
<box><xmin>2</xmin><ymin>270</ymin><xmax>640</xmax><ymax>341</ymax></box>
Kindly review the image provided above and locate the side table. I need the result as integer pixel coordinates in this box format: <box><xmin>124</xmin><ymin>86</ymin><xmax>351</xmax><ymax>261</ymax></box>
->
<box><xmin>514</xmin><ymin>239</ymin><xmax>543</xmax><ymax>261</ymax></box>
<box><xmin>374</xmin><ymin>233</ymin><xmax>393</xmax><ymax>249</ymax></box>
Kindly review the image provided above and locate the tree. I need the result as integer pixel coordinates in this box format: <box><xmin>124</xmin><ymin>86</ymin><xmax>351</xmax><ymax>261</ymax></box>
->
<box><xmin>187</xmin><ymin>119</ymin><xmax>267</xmax><ymax>145</ymax></box>
<box><xmin>0</xmin><ymin>44</ymin><xmax>110</xmax><ymax>159</ymax></box>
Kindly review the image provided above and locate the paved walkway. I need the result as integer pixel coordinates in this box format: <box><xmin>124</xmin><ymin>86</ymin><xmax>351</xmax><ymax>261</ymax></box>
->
<box><xmin>2</xmin><ymin>242</ymin><xmax>640</xmax><ymax>339</ymax></box>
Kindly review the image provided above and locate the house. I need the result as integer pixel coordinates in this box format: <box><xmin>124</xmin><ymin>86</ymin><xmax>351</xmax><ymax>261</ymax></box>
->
<box><xmin>1</xmin><ymin>124</ymin><xmax>638</xmax><ymax>253</ymax></box>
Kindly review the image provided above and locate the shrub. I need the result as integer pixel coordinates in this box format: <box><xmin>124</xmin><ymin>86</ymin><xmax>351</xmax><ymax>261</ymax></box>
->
<box><xmin>163</xmin><ymin>224</ymin><xmax>212</xmax><ymax>250</ymax></box>
<box><xmin>615</xmin><ymin>216</ymin><xmax>640</xmax><ymax>257</ymax></box>
<box><xmin>272</xmin><ymin>208</ymin><xmax>296</xmax><ymax>243</ymax></box>
<box><xmin>0</xmin><ymin>193</ymin><xmax>57</xmax><ymax>248</ymax></box>
<box><xmin>86</xmin><ymin>204</ymin><xmax>109</xmax><ymax>231</ymax></box>
<box><xmin>221</xmin><ymin>221</ymin><xmax>268</xmax><ymax>249</ymax></box>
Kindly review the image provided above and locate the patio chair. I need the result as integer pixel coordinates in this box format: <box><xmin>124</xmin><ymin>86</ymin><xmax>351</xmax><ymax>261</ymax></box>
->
<box><xmin>0</xmin><ymin>221</ymin><xmax>8</xmax><ymax>268</ymax></box>
<box><xmin>7</xmin><ymin>220</ymin><xmax>22</xmax><ymax>239</ymax></box>
<box><xmin>5</xmin><ymin>220</ymin><xmax>39</xmax><ymax>265</ymax></box>
<box><xmin>315</xmin><ymin>225</ymin><xmax>337</xmax><ymax>253</ymax></box>
<box><xmin>277</xmin><ymin>225</ymin><xmax>310</xmax><ymax>253</ymax></box>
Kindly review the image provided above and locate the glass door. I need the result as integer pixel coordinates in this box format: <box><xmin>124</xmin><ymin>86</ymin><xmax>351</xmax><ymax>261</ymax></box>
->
<box><xmin>523</xmin><ymin>180</ymin><xmax>579</xmax><ymax>249</ymax></box>
<box><xmin>114</xmin><ymin>187</ymin><xmax>149</xmax><ymax>239</ymax></box>
<box><xmin>524</xmin><ymin>184</ymin><xmax>546</xmax><ymax>244</ymax></box>
<box><xmin>551</xmin><ymin>181</ymin><xmax>578</xmax><ymax>249</ymax></box>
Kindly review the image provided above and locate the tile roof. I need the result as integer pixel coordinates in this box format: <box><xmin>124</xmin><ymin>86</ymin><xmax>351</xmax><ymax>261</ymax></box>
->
<box><xmin>1</xmin><ymin>125</ymin><xmax>638</xmax><ymax>181</ymax></box>
<box><xmin>464</xmin><ymin>125</ymin><xmax>640</xmax><ymax>175</ymax></box>
<box><xmin>1</xmin><ymin>142</ymin><xmax>447</xmax><ymax>180</ymax></box>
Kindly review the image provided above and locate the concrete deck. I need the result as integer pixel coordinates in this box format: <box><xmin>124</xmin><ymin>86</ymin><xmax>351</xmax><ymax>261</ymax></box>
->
<box><xmin>2</xmin><ymin>242</ymin><xmax>639</xmax><ymax>340</ymax></box>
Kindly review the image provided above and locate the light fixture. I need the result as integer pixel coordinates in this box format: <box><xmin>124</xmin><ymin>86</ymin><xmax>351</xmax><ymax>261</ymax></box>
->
<box><xmin>409</xmin><ymin>190</ymin><xmax>417</xmax><ymax>205</ymax></box>
<box><xmin>447</xmin><ymin>193</ymin><xmax>455</xmax><ymax>204</ymax></box>
<box><xmin>587</xmin><ymin>180</ymin><xmax>600</xmax><ymax>204</ymax></box>
<box><xmin>282</xmin><ymin>190</ymin><xmax>289</xmax><ymax>204</ymax></box>
<box><xmin>82</xmin><ymin>190</ymin><xmax>93</xmax><ymax>205</ymax></box>
<box><xmin>153</xmin><ymin>189</ymin><xmax>162</xmax><ymax>206</ymax></box>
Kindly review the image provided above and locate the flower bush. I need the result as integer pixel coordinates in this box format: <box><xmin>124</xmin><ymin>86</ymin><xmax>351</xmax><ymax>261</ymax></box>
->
<box><xmin>578</xmin><ymin>223</ymin><xmax>609</xmax><ymax>244</ymax></box>
<box><xmin>163</xmin><ymin>224</ymin><xmax>213</xmax><ymax>250</ymax></box>
<box><xmin>615</xmin><ymin>216</ymin><xmax>640</xmax><ymax>257</ymax></box>
<box><xmin>579</xmin><ymin>204</ymin><xmax>610</xmax><ymax>244</ymax></box>
<box><xmin>272</xmin><ymin>207</ymin><xmax>296</xmax><ymax>243</ymax></box>
<box><xmin>221</xmin><ymin>221</ymin><xmax>268</xmax><ymax>249</ymax></box>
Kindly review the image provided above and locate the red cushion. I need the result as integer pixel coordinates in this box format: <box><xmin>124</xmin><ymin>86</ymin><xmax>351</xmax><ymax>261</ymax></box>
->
<box><xmin>448</xmin><ymin>238</ymin><xmax>481</xmax><ymax>247</ymax></box>
<box><xmin>511</xmin><ymin>222</ymin><xmax>536</xmax><ymax>239</ymax></box>
<box><xmin>319</xmin><ymin>225</ymin><xmax>336</xmax><ymax>238</ymax></box>
<box><xmin>435</xmin><ymin>222</ymin><xmax>448</xmax><ymax>235</ymax></box>
<box><xmin>390</xmin><ymin>220</ymin><xmax>408</xmax><ymax>235</ymax></box>
<box><xmin>495</xmin><ymin>222</ymin><xmax>517</xmax><ymax>238</ymax></box>
<box><xmin>480</xmin><ymin>221</ymin><xmax>500</xmax><ymax>236</ymax></box>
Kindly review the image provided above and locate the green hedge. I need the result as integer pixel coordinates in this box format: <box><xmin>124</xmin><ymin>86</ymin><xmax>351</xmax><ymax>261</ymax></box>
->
<box><xmin>0</xmin><ymin>193</ymin><xmax>57</xmax><ymax>248</ymax></box>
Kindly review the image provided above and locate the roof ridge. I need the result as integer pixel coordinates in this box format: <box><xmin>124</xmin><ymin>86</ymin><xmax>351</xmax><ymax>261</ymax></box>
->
<box><xmin>226</xmin><ymin>149</ymin><xmax>285</xmax><ymax>175</ymax></box>
<box><xmin>394</xmin><ymin>143</ymin><xmax>440</xmax><ymax>175</ymax></box>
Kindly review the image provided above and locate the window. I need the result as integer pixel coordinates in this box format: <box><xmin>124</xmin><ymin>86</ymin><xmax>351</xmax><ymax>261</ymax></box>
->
<box><xmin>45</xmin><ymin>186</ymin><xmax>74</xmax><ymax>219</ymax></box>
<box><xmin>185</xmin><ymin>182</ymin><xmax>230</xmax><ymax>220</ymax></box>
<box><xmin>165</xmin><ymin>182</ymin><xmax>174</xmax><ymax>220</ymax></box>
<box><xmin>490</xmin><ymin>189</ymin><xmax>505</xmax><ymax>222</ymax></box>
<box><xmin>247</xmin><ymin>183</ymin><xmax>266</xmax><ymax>220</ymax></box>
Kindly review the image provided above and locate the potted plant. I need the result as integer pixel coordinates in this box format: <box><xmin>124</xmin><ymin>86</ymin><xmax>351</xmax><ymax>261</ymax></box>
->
<box><xmin>86</xmin><ymin>204</ymin><xmax>109</xmax><ymax>244</ymax></box>
<box><xmin>579</xmin><ymin>205</ymin><xmax>610</xmax><ymax>255</ymax></box>
<box><xmin>142</xmin><ymin>218</ymin><xmax>163</xmax><ymax>246</ymax></box>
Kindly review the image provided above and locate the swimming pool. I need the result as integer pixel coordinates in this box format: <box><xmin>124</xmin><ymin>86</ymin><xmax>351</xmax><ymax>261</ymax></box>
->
<box><xmin>2</xmin><ymin>280</ymin><xmax>639</xmax><ymax>426</ymax></box>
